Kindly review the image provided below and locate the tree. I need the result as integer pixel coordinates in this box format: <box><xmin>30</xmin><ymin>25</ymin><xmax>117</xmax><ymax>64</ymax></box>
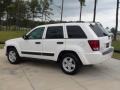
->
<box><xmin>93</xmin><ymin>0</ymin><xmax>97</xmax><ymax>22</ymax></box>
<box><xmin>0</xmin><ymin>0</ymin><xmax>12</xmax><ymax>27</ymax></box>
<box><xmin>111</xmin><ymin>27</ymin><xmax>116</xmax><ymax>36</ymax></box>
<box><xmin>7</xmin><ymin>0</ymin><xmax>28</xmax><ymax>27</ymax></box>
<box><xmin>29</xmin><ymin>0</ymin><xmax>40</xmax><ymax>21</ymax></box>
<box><xmin>78</xmin><ymin>0</ymin><xmax>85</xmax><ymax>21</ymax></box>
<box><xmin>28</xmin><ymin>0</ymin><xmax>53</xmax><ymax>21</ymax></box>
<box><xmin>41</xmin><ymin>0</ymin><xmax>53</xmax><ymax>21</ymax></box>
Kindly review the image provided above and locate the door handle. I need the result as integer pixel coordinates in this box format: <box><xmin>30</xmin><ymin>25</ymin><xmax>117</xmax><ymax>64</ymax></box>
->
<box><xmin>57</xmin><ymin>42</ymin><xmax>64</xmax><ymax>44</ymax></box>
<box><xmin>35</xmin><ymin>42</ymin><xmax>41</xmax><ymax>44</ymax></box>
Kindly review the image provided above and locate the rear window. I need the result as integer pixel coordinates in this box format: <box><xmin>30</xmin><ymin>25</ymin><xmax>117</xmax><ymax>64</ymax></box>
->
<box><xmin>90</xmin><ymin>23</ymin><xmax>108</xmax><ymax>37</ymax></box>
<box><xmin>66</xmin><ymin>26</ymin><xmax>87</xmax><ymax>38</ymax></box>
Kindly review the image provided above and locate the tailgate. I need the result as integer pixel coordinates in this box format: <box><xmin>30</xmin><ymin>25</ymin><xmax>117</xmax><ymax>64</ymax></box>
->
<box><xmin>99</xmin><ymin>36</ymin><xmax>112</xmax><ymax>52</ymax></box>
<box><xmin>89</xmin><ymin>23</ymin><xmax>112</xmax><ymax>52</ymax></box>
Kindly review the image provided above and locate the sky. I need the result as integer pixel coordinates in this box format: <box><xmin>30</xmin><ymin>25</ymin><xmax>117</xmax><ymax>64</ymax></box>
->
<box><xmin>51</xmin><ymin>0</ymin><xmax>120</xmax><ymax>30</ymax></box>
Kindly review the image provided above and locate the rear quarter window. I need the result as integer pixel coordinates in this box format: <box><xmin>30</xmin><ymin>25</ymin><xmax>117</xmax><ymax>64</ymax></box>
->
<box><xmin>66</xmin><ymin>26</ymin><xmax>87</xmax><ymax>39</ymax></box>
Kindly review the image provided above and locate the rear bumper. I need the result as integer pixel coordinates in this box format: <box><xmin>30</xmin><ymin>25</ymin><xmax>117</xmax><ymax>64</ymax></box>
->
<box><xmin>80</xmin><ymin>47</ymin><xmax>114</xmax><ymax>65</ymax></box>
<box><xmin>102</xmin><ymin>48</ymin><xmax>113</xmax><ymax>55</ymax></box>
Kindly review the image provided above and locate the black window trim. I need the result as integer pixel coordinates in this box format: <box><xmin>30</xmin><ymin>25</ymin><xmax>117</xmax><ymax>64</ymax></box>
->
<box><xmin>66</xmin><ymin>25</ymin><xmax>87</xmax><ymax>39</ymax></box>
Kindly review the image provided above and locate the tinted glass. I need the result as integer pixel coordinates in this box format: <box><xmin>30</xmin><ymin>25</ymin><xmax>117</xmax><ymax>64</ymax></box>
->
<box><xmin>90</xmin><ymin>24</ymin><xmax>108</xmax><ymax>37</ymax></box>
<box><xmin>46</xmin><ymin>26</ymin><xmax>64</xmax><ymax>39</ymax></box>
<box><xmin>28</xmin><ymin>27</ymin><xmax>44</xmax><ymax>39</ymax></box>
<box><xmin>67</xmin><ymin>26</ymin><xmax>87</xmax><ymax>38</ymax></box>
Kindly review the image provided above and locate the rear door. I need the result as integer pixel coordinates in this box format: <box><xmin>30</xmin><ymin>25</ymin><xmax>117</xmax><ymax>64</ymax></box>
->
<box><xmin>42</xmin><ymin>25</ymin><xmax>66</xmax><ymax>61</ymax></box>
<box><xmin>89</xmin><ymin>23</ymin><xmax>112</xmax><ymax>52</ymax></box>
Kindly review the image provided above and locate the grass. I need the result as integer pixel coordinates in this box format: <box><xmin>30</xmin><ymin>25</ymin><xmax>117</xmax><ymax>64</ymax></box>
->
<box><xmin>0</xmin><ymin>31</ymin><xmax>28</xmax><ymax>42</ymax></box>
<box><xmin>112</xmin><ymin>40</ymin><xmax>120</xmax><ymax>60</ymax></box>
<box><xmin>0</xmin><ymin>44</ymin><xmax>4</xmax><ymax>49</ymax></box>
<box><xmin>112</xmin><ymin>53</ymin><xmax>120</xmax><ymax>60</ymax></box>
<box><xmin>0</xmin><ymin>30</ymin><xmax>28</xmax><ymax>49</ymax></box>
<box><xmin>112</xmin><ymin>40</ymin><xmax>120</xmax><ymax>50</ymax></box>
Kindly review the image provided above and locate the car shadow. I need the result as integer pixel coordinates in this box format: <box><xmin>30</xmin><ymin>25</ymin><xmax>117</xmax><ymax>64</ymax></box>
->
<box><xmin>20</xmin><ymin>58</ymin><xmax>106</xmax><ymax>76</ymax></box>
<box><xmin>21</xmin><ymin>58</ymin><xmax>59</xmax><ymax>69</ymax></box>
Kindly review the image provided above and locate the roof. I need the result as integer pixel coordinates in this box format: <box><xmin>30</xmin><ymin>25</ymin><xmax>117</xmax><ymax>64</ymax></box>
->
<box><xmin>37</xmin><ymin>22</ymin><xmax>99</xmax><ymax>27</ymax></box>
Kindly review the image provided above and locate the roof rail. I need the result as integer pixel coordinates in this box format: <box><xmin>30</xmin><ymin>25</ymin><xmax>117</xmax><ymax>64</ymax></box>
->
<box><xmin>57</xmin><ymin>21</ymin><xmax>100</xmax><ymax>23</ymax></box>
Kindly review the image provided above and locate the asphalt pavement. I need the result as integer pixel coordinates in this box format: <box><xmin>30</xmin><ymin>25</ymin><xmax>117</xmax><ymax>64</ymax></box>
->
<box><xmin>0</xmin><ymin>49</ymin><xmax>120</xmax><ymax>90</ymax></box>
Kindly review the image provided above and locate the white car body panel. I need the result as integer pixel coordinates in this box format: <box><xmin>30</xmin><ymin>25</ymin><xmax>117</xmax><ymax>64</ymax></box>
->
<box><xmin>5</xmin><ymin>22</ymin><xmax>114</xmax><ymax>65</ymax></box>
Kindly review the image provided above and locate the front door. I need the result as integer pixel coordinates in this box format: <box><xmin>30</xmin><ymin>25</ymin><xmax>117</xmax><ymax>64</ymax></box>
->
<box><xmin>19</xmin><ymin>27</ymin><xmax>45</xmax><ymax>59</ymax></box>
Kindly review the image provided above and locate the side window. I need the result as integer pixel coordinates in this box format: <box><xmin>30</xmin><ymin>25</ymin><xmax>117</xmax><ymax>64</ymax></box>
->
<box><xmin>66</xmin><ymin>26</ymin><xmax>87</xmax><ymax>38</ymax></box>
<box><xmin>27</xmin><ymin>27</ymin><xmax>45</xmax><ymax>39</ymax></box>
<box><xmin>46</xmin><ymin>26</ymin><xmax>64</xmax><ymax>39</ymax></box>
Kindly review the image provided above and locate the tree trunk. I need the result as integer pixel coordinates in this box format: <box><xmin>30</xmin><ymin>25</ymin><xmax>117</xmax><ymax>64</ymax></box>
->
<box><xmin>0</xmin><ymin>17</ymin><xmax>1</xmax><ymax>31</ymax></box>
<box><xmin>41</xmin><ymin>7</ymin><xmax>44</xmax><ymax>22</ymax></box>
<box><xmin>79</xmin><ymin>5</ymin><xmax>82</xmax><ymax>21</ymax></box>
<box><xmin>114</xmin><ymin>0</ymin><xmax>119</xmax><ymax>40</ymax></box>
<box><xmin>33</xmin><ymin>12</ymin><xmax>34</xmax><ymax>21</ymax></box>
<box><xmin>41</xmin><ymin>12</ymin><xmax>44</xmax><ymax>22</ymax></box>
<box><xmin>61</xmin><ymin>0</ymin><xmax>64</xmax><ymax>22</ymax></box>
<box><xmin>45</xmin><ymin>12</ymin><xmax>47</xmax><ymax>22</ymax></box>
<box><xmin>93</xmin><ymin>0</ymin><xmax>97</xmax><ymax>22</ymax></box>
<box><xmin>6</xmin><ymin>13</ymin><xmax>8</xmax><ymax>31</ymax></box>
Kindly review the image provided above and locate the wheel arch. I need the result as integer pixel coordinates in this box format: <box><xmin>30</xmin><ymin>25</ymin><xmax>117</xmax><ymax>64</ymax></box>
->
<box><xmin>6</xmin><ymin>46</ymin><xmax>18</xmax><ymax>55</ymax></box>
<box><xmin>57</xmin><ymin>50</ymin><xmax>83</xmax><ymax>65</ymax></box>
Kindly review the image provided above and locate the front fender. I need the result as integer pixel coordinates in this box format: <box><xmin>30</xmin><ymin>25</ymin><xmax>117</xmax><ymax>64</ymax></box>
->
<box><xmin>5</xmin><ymin>42</ymin><xmax>21</xmax><ymax>56</ymax></box>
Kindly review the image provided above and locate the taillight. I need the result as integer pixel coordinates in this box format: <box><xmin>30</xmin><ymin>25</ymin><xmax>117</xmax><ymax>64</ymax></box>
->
<box><xmin>88</xmin><ymin>40</ymin><xmax>100</xmax><ymax>51</ymax></box>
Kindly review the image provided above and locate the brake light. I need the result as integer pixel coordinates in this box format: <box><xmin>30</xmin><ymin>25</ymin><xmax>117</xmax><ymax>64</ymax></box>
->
<box><xmin>88</xmin><ymin>40</ymin><xmax>100</xmax><ymax>51</ymax></box>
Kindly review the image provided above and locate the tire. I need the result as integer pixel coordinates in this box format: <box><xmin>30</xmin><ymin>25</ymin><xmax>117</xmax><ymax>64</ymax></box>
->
<box><xmin>60</xmin><ymin>53</ymin><xmax>82</xmax><ymax>75</ymax></box>
<box><xmin>7</xmin><ymin>48</ymin><xmax>20</xmax><ymax>64</ymax></box>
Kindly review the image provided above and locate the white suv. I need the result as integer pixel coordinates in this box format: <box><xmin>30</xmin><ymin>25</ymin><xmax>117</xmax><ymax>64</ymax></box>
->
<box><xmin>4</xmin><ymin>22</ymin><xmax>114</xmax><ymax>75</ymax></box>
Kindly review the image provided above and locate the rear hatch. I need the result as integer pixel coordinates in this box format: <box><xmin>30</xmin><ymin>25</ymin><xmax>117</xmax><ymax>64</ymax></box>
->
<box><xmin>89</xmin><ymin>23</ymin><xmax>112</xmax><ymax>52</ymax></box>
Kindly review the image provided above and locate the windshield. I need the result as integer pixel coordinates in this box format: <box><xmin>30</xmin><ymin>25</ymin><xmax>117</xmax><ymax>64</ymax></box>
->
<box><xmin>90</xmin><ymin>23</ymin><xmax>109</xmax><ymax>37</ymax></box>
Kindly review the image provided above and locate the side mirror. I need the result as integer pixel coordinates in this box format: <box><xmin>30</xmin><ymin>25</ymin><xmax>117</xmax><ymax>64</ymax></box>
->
<box><xmin>23</xmin><ymin>35</ymin><xmax>29</xmax><ymax>40</ymax></box>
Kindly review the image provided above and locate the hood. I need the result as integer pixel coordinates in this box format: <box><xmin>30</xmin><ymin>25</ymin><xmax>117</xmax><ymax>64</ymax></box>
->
<box><xmin>5</xmin><ymin>37</ymin><xmax>23</xmax><ymax>44</ymax></box>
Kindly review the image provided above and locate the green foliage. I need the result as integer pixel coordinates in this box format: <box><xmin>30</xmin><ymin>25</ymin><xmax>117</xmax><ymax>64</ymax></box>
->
<box><xmin>0</xmin><ymin>0</ymin><xmax>12</xmax><ymax>15</ymax></box>
<box><xmin>0</xmin><ymin>30</ymin><xmax>28</xmax><ymax>42</ymax></box>
<box><xmin>28</xmin><ymin>0</ymin><xmax>40</xmax><ymax>20</ymax></box>
<box><xmin>113</xmin><ymin>53</ymin><xmax>120</xmax><ymax>60</ymax></box>
<box><xmin>112</xmin><ymin>40</ymin><xmax>120</xmax><ymax>60</ymax></box>
<box><xmin>0</xmin><ymin>44</ymin><xmax>4</xmax><ymax>49</ymax></box>
<box><xmin>40</xmin><ymin>0</ymin><xmax>53</xmax><ymax>21</ymax></box>
<box><xmin>0</xmin><ymin>0</ymin><xmax>12</xmax><ymax>26</ymax></box>
<box><xmin>0</xmin><ymin>0</ymin><xmax>53</xmax><ymax>29</ymax></box>
<box><xmin>78</xmin><ymin>0</ymin><xmax>85</xmax><ymax>6</ymax></box>
<box><xmin>26</xmin><ymin>0</ymin><xmax>53</xmax><ymax>21</ymax></box>
<box><xmin>7</xmin><ymin>0</ymin><xmax>28</xmax><ymax>21</ymax></box>
<box><xmin>110</xmin><ymin>28</ymin><xmax>115</xmax><ymax>36</ymax></box>
<box><xmin>112</xmin><ymin>40</ymin><xmax>120</xmax><ymax>50</ymax></box>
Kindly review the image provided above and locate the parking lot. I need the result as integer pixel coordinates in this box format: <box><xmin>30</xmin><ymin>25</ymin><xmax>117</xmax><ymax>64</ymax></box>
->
<box><xmin>0</xmin><ymin>49</ymin><xmax>120</xmax><ymax>90</ymax></box>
